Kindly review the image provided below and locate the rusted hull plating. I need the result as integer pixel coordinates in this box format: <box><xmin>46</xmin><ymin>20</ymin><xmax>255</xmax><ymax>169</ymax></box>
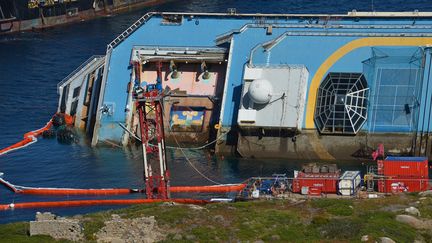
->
<box><xmin>0</xmin><ymin>0</ymin><xmax>170</xmax><ymax>34</ymax></box>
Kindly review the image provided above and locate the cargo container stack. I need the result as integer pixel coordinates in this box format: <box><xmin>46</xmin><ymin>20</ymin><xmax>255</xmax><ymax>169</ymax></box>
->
<box><xmin>292</xmin><ymin>164</ymin><xmax>340</xmax><ymax>195</ymax></box>
<box><xmin>377</xmin><ymin>156</ymin><xmax>429</xmax><ymax>193</ymax></box>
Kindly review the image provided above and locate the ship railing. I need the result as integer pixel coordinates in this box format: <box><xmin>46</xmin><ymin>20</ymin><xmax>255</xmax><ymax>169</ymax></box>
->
<box><xmin>106</xmin><ymin>12</ymin><xmax>154</xmax><ymax>51</ymax></box>
<box><xmin>0</xmin><ymin>17</ymin><xmax>16</xmax><ymax>23</ymax></box>
<box><xmin>57</xmin><ymin>55</ymin><xmax>104</xmax><ymax>94</ymax></box>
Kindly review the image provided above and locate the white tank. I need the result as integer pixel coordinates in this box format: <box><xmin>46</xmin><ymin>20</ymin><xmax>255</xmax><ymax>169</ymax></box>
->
<box><xmin>338</xmin><ymin>171</ymin><xmax>361</xmax><ymax>196</ymax></box>
<box><xmin>248</xmin><ymin>79</ymin><xmax>272</xmax><ymax>104</ymax></box>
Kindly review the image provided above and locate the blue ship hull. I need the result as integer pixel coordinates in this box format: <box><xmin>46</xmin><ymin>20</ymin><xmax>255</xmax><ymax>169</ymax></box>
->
<box><xmin>58</xmin><ymin>11</ymin><xmax>432</xmax><ymax>160</ymax></box>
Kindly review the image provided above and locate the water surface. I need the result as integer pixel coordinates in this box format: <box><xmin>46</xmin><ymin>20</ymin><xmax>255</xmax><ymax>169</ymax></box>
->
<box><xmin>0</xmin><ymin>0</ymin><xmax>430</xmax><ymax>223</ymax></box>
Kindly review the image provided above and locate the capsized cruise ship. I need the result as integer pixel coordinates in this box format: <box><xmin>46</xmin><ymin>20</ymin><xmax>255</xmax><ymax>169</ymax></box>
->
<box><xmin>58</xmin><ymin>10</ymin><xmax>432</xmax><ymax>160</ymax></box>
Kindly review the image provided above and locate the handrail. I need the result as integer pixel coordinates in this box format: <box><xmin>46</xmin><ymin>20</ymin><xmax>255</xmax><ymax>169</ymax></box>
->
<box><xmin>106</xmin><ymin>12</ymin><xmax>153</xmax><ymax>51</ymax></box>
<box><xmin>57</xmin><ymin>55</ymin><xmax>104</xmax><ymax>94</ymax></box>
<box><xmin>0</xmin><ymin>17</ymin><xmax>16</xmax><ymax>23</ymax></box>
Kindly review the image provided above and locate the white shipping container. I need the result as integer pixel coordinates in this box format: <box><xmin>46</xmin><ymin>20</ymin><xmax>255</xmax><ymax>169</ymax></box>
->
<box><xmin>338</xmin><ymin>171</ymin><xmax>361</xmax><ymax>196</ymax></box>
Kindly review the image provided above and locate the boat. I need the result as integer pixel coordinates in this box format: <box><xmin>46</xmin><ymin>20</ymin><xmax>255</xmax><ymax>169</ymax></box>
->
<box><xmin>0</xmin><ymin>0</ymin><xmax>173</xmax><ymax>34</ymax></box>
<box><xmin>57</xmin><ymin>10</ymin><xmax>432</xmax><ymax>160</ymax></box>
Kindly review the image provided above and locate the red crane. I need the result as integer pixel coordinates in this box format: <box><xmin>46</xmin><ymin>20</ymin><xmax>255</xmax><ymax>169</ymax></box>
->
<box><xmin>133</xmin><ymin>61</ymin><xmax>169</xmax><ymax>199</ymax></box>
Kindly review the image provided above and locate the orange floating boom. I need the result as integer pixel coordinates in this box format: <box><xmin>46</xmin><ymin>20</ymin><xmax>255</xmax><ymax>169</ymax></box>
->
<box><xmin>15</xmin><ymin>184</ymin><xmax>246</xmax><ymax>195</ymax></box>
<box><xmin>0</xmin><ymin>177</ymin><xmax>246</xmax><ymax>196</ymax></box>
<box><xmin>0</xmin><ymin>177</ymin><xmax>136</xmax><ymax>195</ymax></box>
<box><xmin>170</xmin><ymin>184</ymin><xmax>247</xmax><ymax>193</ymax></box>
<box><xmin>0</xmin><ymin>198</ymin><xmax>209</xmax><ymax>211</ymax></box>
<box><xmin>18</xmin><ymin>184</ymin><xmax>247</xmax><ymax>195</ymax></box>
<box><xmin>19</xmin><ymin>188</ymin><xmax>135</xmax><ymax>196</ymax></box>
<box><xmin>0</xmin><ymin>178</ymin><xmax>20</xmax><ymax>193</ymax></box>
<box><xmin>0</xmin><ymin>118</ymin><xmax>52</xmax><ymax>156</ymax></box>
<box><xmin>0</xmin><ymin>137</ymin><xmax>37</xmax><ymax>156</ymax></box>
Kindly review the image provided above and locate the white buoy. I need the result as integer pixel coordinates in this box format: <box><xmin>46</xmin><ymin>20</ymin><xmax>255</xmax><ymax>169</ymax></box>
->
<box><xmin>9</xmin><ymin>203</ymin><xmax>15</xmax><ymax>209</ymax></box>
<box><xmin>0</xmin><ymin>172</ymin><xmax>3</xmax><ymax>177</ymax></box>
<box><xmin>248</xmin><ymin>79</ymin><xmax>273</xmax><ymax>104</ymax></box>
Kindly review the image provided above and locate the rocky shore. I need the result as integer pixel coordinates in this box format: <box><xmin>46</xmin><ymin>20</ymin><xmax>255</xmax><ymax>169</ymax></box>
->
<box><xmin>2</xmin><ymin>191</ymin><xmax>432</xmax><ymax>242</ymax></box>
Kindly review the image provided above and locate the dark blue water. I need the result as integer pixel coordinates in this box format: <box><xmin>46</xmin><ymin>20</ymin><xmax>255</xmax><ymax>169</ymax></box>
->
<box><xmin>0</xmin><ymin>0</ymin><xmax>431</xmax><ymax>224</ymax></box>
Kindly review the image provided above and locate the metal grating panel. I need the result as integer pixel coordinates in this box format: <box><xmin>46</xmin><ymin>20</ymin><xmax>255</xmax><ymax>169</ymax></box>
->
<box><xmin>369</xmin><ymin>68</ymin><xmax>422</xmax><ymax>132</ymax></box>
<box><xmin>315</xmin><ymin>72</ymin><xmax>368</xmax><ymax>134</ymax></box>
<box><xmin>365</xmin><ymin>47</ymin><xmax>424</xmax><ymax>133</ymax></box>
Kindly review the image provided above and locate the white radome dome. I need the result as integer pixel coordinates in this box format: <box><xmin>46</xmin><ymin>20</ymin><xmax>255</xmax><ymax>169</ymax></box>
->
<box><xmin>248</xmin><ymin>79</ymin><xmax>272</xmax><ymax>104</ymax></box>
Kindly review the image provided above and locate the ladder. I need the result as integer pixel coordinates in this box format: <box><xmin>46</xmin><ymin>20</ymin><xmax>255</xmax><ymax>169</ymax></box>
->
<box><xmin>107</xmin><ymin>12</ymin><xmax>153</xmax><ymax>51</ymax></box>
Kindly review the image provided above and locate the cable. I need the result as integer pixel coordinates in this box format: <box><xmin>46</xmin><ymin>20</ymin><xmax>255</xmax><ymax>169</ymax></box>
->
<box><xmin>102</xmin><ymin>140</ymin><xmax>123</xmax><ymax>148</ymax></box>
<box><xmin>118</xmin><ymin>122</ymin><xmax>227</xmax><ymax>150</ymax></box>
<box><xmin>159</xmin><ymin>103</ymin><xmax>223</xmax><ymax>185</ymax></box>
<box><xmin>118</xmin><ymin>122</ymin><xmax>141</xmax><ymax>141</ymax></box>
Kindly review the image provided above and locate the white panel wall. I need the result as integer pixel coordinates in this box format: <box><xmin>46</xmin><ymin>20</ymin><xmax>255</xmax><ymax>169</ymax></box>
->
<box><xmin>238</xmin><ymin>65</ymin><xmax>309</xmax><ymax>130</ymax></box>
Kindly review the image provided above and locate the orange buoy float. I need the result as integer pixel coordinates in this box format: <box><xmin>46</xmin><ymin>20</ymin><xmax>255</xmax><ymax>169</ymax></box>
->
<box><xmin>63</xmin><ymin>114</ymin><xmax>74</xmax><ymax>126</ymax></box>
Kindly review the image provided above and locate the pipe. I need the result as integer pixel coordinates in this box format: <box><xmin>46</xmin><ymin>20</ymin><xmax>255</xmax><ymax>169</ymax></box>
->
<box><xmin>0</xmin><ymin>198</ymin><xmax>210</xmax><ymax>211</ymax></box>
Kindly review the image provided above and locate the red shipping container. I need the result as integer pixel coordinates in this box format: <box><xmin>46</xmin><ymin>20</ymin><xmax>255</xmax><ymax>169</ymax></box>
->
<box><xmin>292</xmin><ymin>172</ymin><xmax>339</xmax><ymax>193</ymax></box>
<box><xmin>378</xmin><ymin>177</ymin><xmax>429</xmax><ymax>193</ymax></box>
<box><xmin>377</xmin><ymin>156</ymin><xmax>429</xmax><ymax>178</ymax></box>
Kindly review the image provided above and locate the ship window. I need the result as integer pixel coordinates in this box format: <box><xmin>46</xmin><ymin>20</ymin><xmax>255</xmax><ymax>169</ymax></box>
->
<box><xmin>73</xmin><ymin>86</ymin><xmax>81</xmax><ymax>98</ymax></box>
<box><xmin>315</xmin><ymin>72</ymin><xmax>368</xmax><ymax>135</ymax></box>
<box><xmin>60</xmin><ymin>85</ymin><xmax>69</xmax><ymax>113</ymax></box>
<box><xmin>70</xmin><ymin>100</ymin><xmax>78</xmax><ymax>117</ymax></box>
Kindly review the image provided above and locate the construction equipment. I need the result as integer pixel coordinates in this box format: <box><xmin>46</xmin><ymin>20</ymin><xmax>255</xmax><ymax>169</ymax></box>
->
<box><xmin>133</xmin><ymin>61</ymin><xmax>170</xmax><ymax>199</ymax></box>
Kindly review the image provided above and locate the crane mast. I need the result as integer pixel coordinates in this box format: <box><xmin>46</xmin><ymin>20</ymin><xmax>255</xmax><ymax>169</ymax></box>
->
<box><xmin>133</xmin><ymin>61</ymin><xmax>169</xmax><ymax>199</ymax></box>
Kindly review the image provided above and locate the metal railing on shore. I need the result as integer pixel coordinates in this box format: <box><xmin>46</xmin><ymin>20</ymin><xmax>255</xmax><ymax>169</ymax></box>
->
<box><xmin>57</xmin><ymin>55</ymin><xmax>104</xmax><ymax>94</ymax></box>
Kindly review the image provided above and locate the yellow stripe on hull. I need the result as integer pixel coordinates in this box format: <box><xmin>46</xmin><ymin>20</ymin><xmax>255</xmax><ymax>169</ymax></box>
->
<box><xmin>305</xmin><ymin>37</ymin><xmax>432</xmax><ymax>129</ymax></box>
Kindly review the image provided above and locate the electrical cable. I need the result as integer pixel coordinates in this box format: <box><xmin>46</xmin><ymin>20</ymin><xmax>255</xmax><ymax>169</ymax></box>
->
<box><xmin>159</xmin><ymin>103</ymin><xmax>223</xmax><ymax>185</ymax></box>
<box><xmin>118</xmin><ymin>122</ymin><xmax>227</xmax><ymax>150</ymax></box>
